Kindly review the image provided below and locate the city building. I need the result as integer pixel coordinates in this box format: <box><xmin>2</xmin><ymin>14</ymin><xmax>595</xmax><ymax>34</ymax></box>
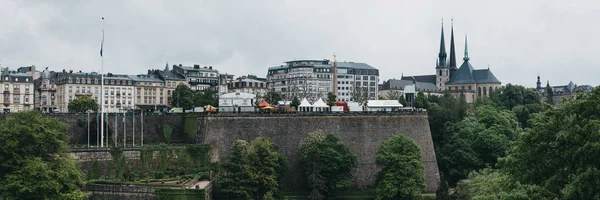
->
<box><xmin>17</xmin><ymin>65</ymin><xmax>41</xmax><ymax>80</ymax></box>
<box><xmin>151</xmin><ymin>65</ymin><xmax>189</xmax><ymax>107</ymax></box>
<box><xmin>218</xmin><ymin>74</ymin><xmax>235</xmax><ymax>95</ymax></box>
<box><xmin>334</xmin><ymin>61</ymin><xmax>379</xmax><ymax>102</ymax></box>
<box><xmin>379</xmin><ymin>78</ymin><xmax>442</xmax><ymax>100</ymax></box>
<box><xmin>34</xmin><ymin>68</ymin><xmax>58</xmax><ymax>113</ymax></box>
<box><xmin>400</xmin><ymin>21</ymin><xmax>501</xmax><ymax>103</ymax></box>
<box><xmin>1</xmin><ymin>67</ymin><xmax>34</xmax><ymax>113</ymax></box>
<box><xmin>536</xmin><ymin>75</ymin><xmax>594</xmax><ymax>104</ymax></box>
<box><xmin>102</xmin><ymin>73</ymin><xmax>135</xmax><ymax>112</ymax></box>
<box><xmin>172</xmin><ymin>64</ymin><xmax>219</xmax><ymax>91</ymax></box>
<box><xmin>129</xmin><ymin>72</ymin><xmax>168</xmax><ymax>112</ymax></box>
<box><xmin>53</xmin><ymin>70</ymin><xmax>102</xmax><ymax>113</ymax></box>
<box><xmin>267</xmin><ymin>60</ymin><xmax>332</xmax><ymax>102</ymax></box>
<box><xmin>218</xmin><ymin>91</ymin><xmax>256</xmax><ymax>112</ymax></box>
<box><xmin>228</xmin><ymin>74</ymin><xmax>268</xmax><ymax>96</ymax></box>
<box><xmin>266</xmin><ymin>59</ymin><xmax>379</xmax><ymax>103</ymax></box>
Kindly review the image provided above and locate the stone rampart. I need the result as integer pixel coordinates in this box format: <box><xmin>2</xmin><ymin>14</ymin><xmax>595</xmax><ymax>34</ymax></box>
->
<box><xmin>58</xmin><ymin>112</ymin><xmax>439</xmax><ymax>192</ymax></box>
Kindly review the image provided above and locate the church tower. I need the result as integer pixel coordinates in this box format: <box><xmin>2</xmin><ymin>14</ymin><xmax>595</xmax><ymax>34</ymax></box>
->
<box><xmin>436</xmin><ymin>20</ymin><xmax>450</xmax><ymax>90</ymax></box>
<box><xmin>449</xmin><ymin>19</ymin><xmax>458</xmax><ymax>71</ymax></box>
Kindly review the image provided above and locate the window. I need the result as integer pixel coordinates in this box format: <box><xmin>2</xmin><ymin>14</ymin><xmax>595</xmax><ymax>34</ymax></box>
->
<box><xmin>68</xmin><ymin>86</ymin><xmax>72</xmax><ymax>93</ymax></box>
<box><xmin>468</xmin><ymin>86</ymin><xmax>472</xmax><ymax>90</ymax></box>
<box><xmin>439</xmin><ymin>70</ymin><xmax>442</xmax><ymax>76</ymax></box>
<box><xmin>25</xmin><ymin>78</ymin><xmax>29</xmax><ymax>82</ymax></box>
<box><xmin>25</xmin><ymin>96</ymin><xmax>29</xmax><ymax>103</ymax></box>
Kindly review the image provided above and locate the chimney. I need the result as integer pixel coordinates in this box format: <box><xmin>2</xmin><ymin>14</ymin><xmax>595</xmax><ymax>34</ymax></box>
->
<box><xmin>209</xmin><ymin>66</ymin><xmax>212</xmax><ymax>70</ymax></box>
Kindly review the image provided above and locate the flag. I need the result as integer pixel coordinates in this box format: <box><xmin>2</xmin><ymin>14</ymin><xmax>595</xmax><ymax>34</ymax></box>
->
<box><xmin>100</xmin><ymin>30</ymin><xmax>104</xmax><ymax>57</ymax></box>
<box><xmin>100</xmin><ymin>17</ymin><xmax>104</xmax><ymax>57</ymax></box>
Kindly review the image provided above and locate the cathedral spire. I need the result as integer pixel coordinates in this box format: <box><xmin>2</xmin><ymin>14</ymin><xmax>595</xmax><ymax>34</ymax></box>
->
<box><xmin>437</xmin><ymin>19</ymin><xmax>447</xmax><ymax>68</ymax></box>
<box><xmin>449</xmin><ymin>18</ymin><xmax>457</xmax><ymax>69</ymax></box>
<box><xmin>463</xmin><ymin>35</ymin><xmax>470</xmax><ymax>61</ymax></box>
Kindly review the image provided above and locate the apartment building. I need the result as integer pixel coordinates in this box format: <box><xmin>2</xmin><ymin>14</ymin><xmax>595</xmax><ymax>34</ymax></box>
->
<box><xmin>151</xmin><ymin>67</ymin><xmax>188</xmax><ymax>107</ymax></box>
<box><xmin>53</xmin><ymin>70</ymin><xmax>102</xmax><ymax>113</ymax></box>
<box><xmin>335</xmin><ymin>62</ymin><xmax>380</xmax><ymax>102</ymax></box>
<box><xmin>228</xmin><ymin>74</ymin><xmax>268</xmax><ymax>96</ymax></box>
<box><xmin>1</xmin><ymin>67</ymin><xmax>34</xmax><ymax>113</ymax></box>
<box><xmin>267</xmin><ymin>60</ymin><xmax>333</xmax><ymax>102</ymax></box>
<box><xmin>130</xmin><ymin>73</ymin><xmax>168</xmax><ymax>112</ymax></box>
<box><xmin>172</xmin><ymin>64</ymin><xmax>219</xmax><ymax>91</ymax></box>
<box><xmin>102</xmin><ymin>73</ymin><xmax>135</xmax><ymax>112</ymax></box>
<box><xmin>34</xmin><ymin>69</ymin><xmax>58</xmax><ymax>113</ymax></box>
<box><xmin>266</xmin><ymin>59</ymin><xmax>379</xmax><ymax>102</ymax></box>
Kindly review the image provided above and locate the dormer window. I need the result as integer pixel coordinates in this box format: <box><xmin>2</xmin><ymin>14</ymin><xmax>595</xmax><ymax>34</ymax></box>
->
<box><xmin>15</xmin><ymin>78</ymin><xmax>18</xmax><ymax>81</ymax></box>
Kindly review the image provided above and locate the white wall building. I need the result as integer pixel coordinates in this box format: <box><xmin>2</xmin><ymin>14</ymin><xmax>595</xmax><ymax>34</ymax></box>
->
<box><xmin>218</xmin><ymin>91</ymin><xmax>256</xmax><ymax>112</ymax></box>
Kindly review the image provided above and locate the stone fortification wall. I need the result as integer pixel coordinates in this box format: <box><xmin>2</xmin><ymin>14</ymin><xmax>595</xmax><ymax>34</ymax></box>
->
<box><xmin>201</xmin><ymin>113</ymin><xmax>440</xmax><ymax>192</ymax></box>
<box><xmin>59</xmin><ymin>113</ymin><xmax>439</xmax><ymax>192</ymax></box>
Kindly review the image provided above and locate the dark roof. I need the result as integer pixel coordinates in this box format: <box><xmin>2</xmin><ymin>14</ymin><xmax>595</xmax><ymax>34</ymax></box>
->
<box><xmin>472</xmin><ymin>69</ymin><xmax>501</xmax><ymax>84</ymax></box>
<box><xmin>158</xmin><ymin>70</ymin><xmax>186</xmax><ymax>81</ymax></box>
<box><xmin>400</xmin><ymin>75</ymin><xmax>436</xmax><ymax>84</ymax></box>
<box><xmin>336</xmin><ymin>62</ymin><xmax>378</xmax><ymax>70</ymax></box>
<box><xmin>447</xmin><ymin>61</ymin><xmax>475</xmax><ymax>84</ymax></box>
<box><xmin>382</xmin><ymin>79</ymin><xmax>440</xmax><ymax>92</ymax></box>
<box><xmin>1</xmin><ymin>68</ymin><xmax>34</xmax><ymax>83</ymax></box>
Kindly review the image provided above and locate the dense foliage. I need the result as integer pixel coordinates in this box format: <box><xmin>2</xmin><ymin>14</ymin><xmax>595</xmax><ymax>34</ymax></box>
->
<box><xmin>0</xmin><ymin>111</ymin><xmax>86</xmax><ymax>199</ymax></box>
<box><xmin>265</xmin><ymin>91</ymin><xmax>283</xmax><ymax>105</ymax></box>
<box><xmin>299</xmin><ymin>132</ymin><xmax>358</xmax><ymax>200</ymax></box>
<box><xmin>67</xmin><ymin>95</ymin><xmax>99</xmax><ymax>113</ymax></box>
<box><xmin>214</xmin><ymin>138</ymin><xmax>288</xmax><ymax>200</ymax></box>
<box><xmin>439</xmin><ymin>104</ymin><xmax>520</xmax><ymax>184</ymax></box>
<box><xmin>327</xmin><ymin>92</ymin><xmax>337</xmax><ymax>106</ymax></box>
<box><xmin>170</xmin><ymin>84</ymin><xmax>218</xmax><ymax>109</ymax></box>
<box><xmin>375</xmin><ymin>135</ymin><xmax>425</xmax><ymax>200</ymax></box>
<box><xmin>291</xmin><ymin>96</ymin><xmax>300</xmax><ymax>109</ymax></box>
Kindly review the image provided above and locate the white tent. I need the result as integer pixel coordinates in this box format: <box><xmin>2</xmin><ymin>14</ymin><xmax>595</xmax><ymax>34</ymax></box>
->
<box><xmin>312</xmin><ymin>98</ymin><xmax>329</xmax><ymax>112</ymax></box>
<box><xmin>298</xmin><ymin>98</ymin><xmax>313</xmax><ymax>112</ymax></box>
<box><xmin>366</xmin><ymin>100</ymin><xmax>403</xmax><ymax>112</ymax></box>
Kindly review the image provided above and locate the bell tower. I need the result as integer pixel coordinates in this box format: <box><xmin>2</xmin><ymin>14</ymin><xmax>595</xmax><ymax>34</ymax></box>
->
<box><xmin>436</xmin><ymin>19</ymin><xmax>450</xmax><ymax>90</ymax></box>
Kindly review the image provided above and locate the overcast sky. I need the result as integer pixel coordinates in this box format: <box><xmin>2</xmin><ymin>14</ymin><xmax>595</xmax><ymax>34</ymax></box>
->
<box><xmin>1</xmin><ymin>0</ymin><xmax>599</xmax><ymax>87</ymax></box>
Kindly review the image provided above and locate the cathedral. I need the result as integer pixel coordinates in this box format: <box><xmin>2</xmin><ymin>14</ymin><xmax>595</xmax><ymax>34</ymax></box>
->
<box><xmin>401</xmin><ymin>20</ymin><xmax>502</xmax><ymax>103</ymax></box>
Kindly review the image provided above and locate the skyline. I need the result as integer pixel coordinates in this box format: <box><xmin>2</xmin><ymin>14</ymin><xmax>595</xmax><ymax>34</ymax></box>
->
<box><xmin>1</xmin><ymin>0</ymin><xmax>599</xmax><ymax>88</ymax></box>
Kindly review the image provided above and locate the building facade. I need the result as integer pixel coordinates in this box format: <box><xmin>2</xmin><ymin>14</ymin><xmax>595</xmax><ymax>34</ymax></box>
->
<box><xmin>400</xmin><ymin>21</ymin><xmax>501</xmax><ymax>103</ymax></box>
<box><xmin>536</xmin><ymin>76</ymin><xmax>594</xmax><ymax>104</ymax></box>
<box><xmin>130</xmin><ymin>73</ymin><xmax>168</xmax><ymax>112</ymax></box>
<box><xmin>34</xmin><ymin>69</ymin><xmax>58</xmax><ymax>113</ymax></box>
<box><xmin>172</xmin><ymin>64</ymin><xmax>219</xmax><ymax>91</ymax></box>
<box><xmin>102</xmin><ymin>74</ymin><xmax>135</xmax><ymax>112</ymax></box>
<box><xmin>152</xmin><ymin>66</ymin><xmax>189</xmax><ymax>107</ymax></box>
<box><xmin>266</xmin><ymin>59</ymin><xmax>379</xmax><ymax>102</ymax></box>
<box><xmin>1</xmin><ymin>68</ymin><xmax>34</xmax><ymax>113</ymax></box>
<box><xmin>52</xmin><ymin>70</ymin><xmax>102</xmax><ymax>113</ymax></box>
<box><xmin>228</xmin><ymin>75</ymin><xmax>268</xmax><ymax>96</ymax></box>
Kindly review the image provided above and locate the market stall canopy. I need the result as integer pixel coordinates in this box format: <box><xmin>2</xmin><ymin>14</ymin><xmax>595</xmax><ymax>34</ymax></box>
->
<box><xmin>258</xmin><ymin>100</ymin><xmax>270</xmax><ymax>107</ymax></box>
<box><xmin>299</xmin><ymin>98</ymin><xmax>313</xmax><ymax>107</ymax></box>
<box><xmin>278</xmin><ymin>101</ymin><xmax>291</xmax><ymax>105</ymax></box>
<box><xmin>312</xmin><ymin>98</ymin><xmax>329</xmax><ymax>108</ymax></box>
<box><xmin>366</xmin><ymin>100</ymin><xmax>403</xmax><ymax>108</ymax></box>
<box><xmin>261</xmin><ymin>105</ymin><xmax>276</xmax><ymax>110</ymax></box>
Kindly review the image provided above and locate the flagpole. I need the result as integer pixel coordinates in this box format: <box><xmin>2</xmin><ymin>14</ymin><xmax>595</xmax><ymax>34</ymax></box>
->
<box><xmin>100</xmin><ymin>16</ymin><xmax>105</xmax><ymax>148</ymax></box>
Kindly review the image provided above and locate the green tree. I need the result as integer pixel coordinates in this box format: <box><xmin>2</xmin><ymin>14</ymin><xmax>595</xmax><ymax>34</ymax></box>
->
<box><xmin>414</xmin><ymin>92</ymin><xmax>429</xmax><ymax>109</ymax></box>
<box><xmin>398</xmin><ymin>95</ymin><xmax>408</xmax><ymax>107</ymax></box>
<box><xmin>171</xmin><ymin>84</ymin><xmax>195</xmax><ymax>108</ymax></box>
<box><xmin>499</xmin><ymin>88</ymin><xmax>600</xmax><ymax>198</ymax></box>
<box><xmin>248</xmin><ymin>137</ymin><xmax>288</xmax><ymax>199</ymax></box>
<box><xmin>491</xmin><ymin>84</ymin><xmax>541</xmax><ymax>110</ymax></box>
<box><xmin>327</xmin><ymin>92</ymin><xmax>337</xmax><ymax>107</ymax></box>
<box><xmin>265</xmin><ymin>91</ymin><xmax>283</xmax><ymax>105</ymax></box>
<box><xmin>454</xmin><ymin>168</ymin><xmax>555</xmax><ymax>200</ymax></box>
<box><xmin>435</xmin><ymin>173</ymin><xmax>450</xmax><ymax>200</ymax></box>
<box><xmin>0</xmin><ymin>111</ymin><xmax>86</xmax><ymax>199</ymax></box>
<box><xmin>291</xmin><ymin>96</ymin><xmax>301</xmax><ymax>110</ymax></box>
<box><xmin>67</xmin><ymin>96</ymin><xmax>98</xmax><ymax>113</ymax></box>
<box><xmin>300</xmin><ymin>132</ymin><xmax>358</xmax><ymax>200</ymax></box>
<box><xmin>440</xmin><ymin>105</ymin><xmax>519</xmax><ymax>184</ymax></box>
<box><xmin>375</xmin><ymin>134</ymin><xmax>425</xmax><ymax>200</ymax></box>
<box><xmin>163</xmin><ymin>125</ymin><xmax>172</xmax><ymax>143</ymax></box>
<box><xmin>194</xmin><ymin>88</ymin><xmax>219</xmax><ymax>107</ymax></box>
<box><xmin>213</xmin><ymin>140</ymin><xmax>255</xmax><ymax>200</ymax></box>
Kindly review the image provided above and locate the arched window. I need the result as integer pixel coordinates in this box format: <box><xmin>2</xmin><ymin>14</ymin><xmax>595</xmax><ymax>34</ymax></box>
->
<box><xmin>483</xmin><ymin>87</ymin><xmax>487</xmax><ymax>96</ymax></box>
<box><xmin>489</xmin><ymin>87</ymin><xmax>493</xmax><ymax>95</ymax></box>
<box><xmin>439</xmin><ymin>70</ymin><xmax>442</xmax><ymax>76</ymax></box>
<box><xmin>478</xmin><ymin>87</ymin><xmax>482</xmax><ymax>97</ymax></box>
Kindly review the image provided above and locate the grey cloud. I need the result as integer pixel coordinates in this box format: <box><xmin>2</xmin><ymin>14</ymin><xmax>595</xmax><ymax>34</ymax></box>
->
<box><xmin>1</xmin><ymin>0</ymin><xmax>599</xmax><ymax>87</ymax></box>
